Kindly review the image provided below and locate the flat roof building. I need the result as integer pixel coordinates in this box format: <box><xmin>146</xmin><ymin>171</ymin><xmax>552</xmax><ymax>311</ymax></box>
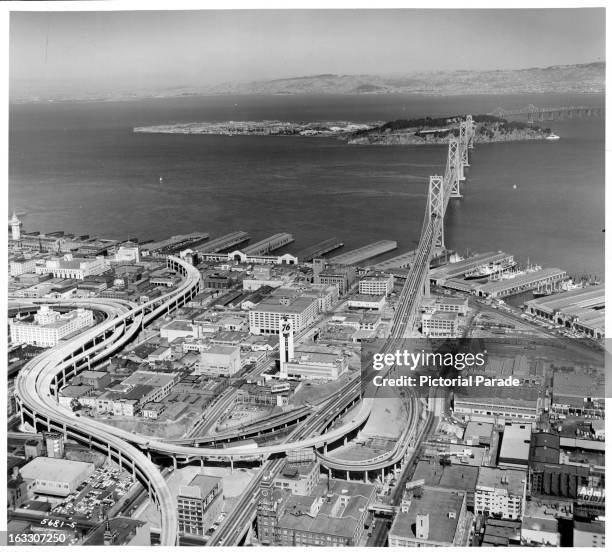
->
<box><xmin>249</xmin><ymin>295</ymin><xmax>318</xmax><ymax>335</ymax></box>
<box><xmin>20</xmin><ymin>457</ymin><xmax>95</xmax><ymax>497</ymax></box>
<box><xmin>258</xmin><ymin>476</ymin><xmax>376</xmax><ymax>546</ymax></box>
<box><xmin>421</xmin><ymin>311</ymin><xmax>459</xmax><ymax>337</ymax></box>
<box><xmin>475</xmin><ymin>467</ymin><xmax>526</xmax><ymax>520</ymax></box>
<box><xmin>389</xmin><ymin>488</ymin><xmax>470</xmax><ymax>547</ymax></box>
<box><xmin>178</xmin><ymin>474</ymin><xmax>223</xmax><ymax>536</ymax></box>
<box><xmin>499</xmin><ymin>423</ymin><xmax>532</xmax><ymax>470</ymax></box>
<box><xmin>285</xmin><ymin>345</ymin><xmax>348</xmax><ymax>381</ymax></box>
<box><xmin>9</xmin><ymin>305</ymin><xmax>94</xmax><ymax>348</ymax></box>
<box><xmin>195</xmin><ymin>345</ymin><xmax>241</xmax><ymax>377</ymax></box>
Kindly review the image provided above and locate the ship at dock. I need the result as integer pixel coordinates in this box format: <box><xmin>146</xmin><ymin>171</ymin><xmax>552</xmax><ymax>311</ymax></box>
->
<box><xmin>464</xmin><ymin>258</ymin><xmax>516</xmax><ymax>280</ymax></box>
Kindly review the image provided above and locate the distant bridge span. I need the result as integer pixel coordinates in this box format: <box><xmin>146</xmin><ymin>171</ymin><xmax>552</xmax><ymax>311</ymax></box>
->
<box><xmin>489</xmin><ymin>104</ymin><xmax>604</xmax><ymax>123</ymax></box>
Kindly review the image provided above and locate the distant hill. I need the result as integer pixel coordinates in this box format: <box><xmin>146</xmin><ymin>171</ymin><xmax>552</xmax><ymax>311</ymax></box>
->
<box><xmin>205</xmin><ymin>62</ymin><xmax>605</xmax><ymax>96</ymax></box>
<box><xmin>11</xmin><ymin>62</ymin><xmax>604</xmax><ymax>103</ymax></box>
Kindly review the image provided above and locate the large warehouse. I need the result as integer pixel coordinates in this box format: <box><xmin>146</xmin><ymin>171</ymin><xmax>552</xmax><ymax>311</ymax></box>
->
<box><xmin>524</xmin><ymin>284</ymin><xmax>604</xmax><ymax>339</ymax></box>
<box><xmin>19</xmin><ymin>457</ymin><xmax>95</xmax><ymax>497</ymax></box>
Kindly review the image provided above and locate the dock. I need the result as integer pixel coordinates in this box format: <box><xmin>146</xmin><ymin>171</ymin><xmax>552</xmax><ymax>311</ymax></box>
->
<box><xmin>328</xmin><ymin>240</ymin><xmax>398</xmax><ymax>266</ymax></box>
<box><xmin>142</xmin><ymin>232</ymin><xmax>209</xmax><ymax>254</ymax></box>
<box><xmin>472</xmin><ymin>268</ymin><xmax>567</xmax><ymax>298</ymax></box>
<box><xmin>195</xmin><ymin>231</ymin><xmax>250</xmax><ymax>253</ymax></box>
<box><xmin>242</xmin><ymin>233</ymin><xmax>294</xmax><ymax>255</ymax></box>
<box><xmin>429</xmin><ymin>251</ymin><xmax>515</xmax><ymax>285</ymax></box>
<box><xmin>295</xmin><ymin>238</ymin><xmax>344</xmax><ymax>262</ymax></box>
<box><xmin>371</xmin><ymin>250</ymin><xmax>416</xmax><ymax>270</ymax></box>
<box><xmin>525</xmin><ymin>284</ymin><xmax>604</xmax><ymax>338</ymax></box>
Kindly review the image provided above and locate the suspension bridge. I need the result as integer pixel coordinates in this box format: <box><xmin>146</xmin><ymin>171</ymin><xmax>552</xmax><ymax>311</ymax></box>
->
<box><xmin>489</xmin><ymin>104</ymin><xmax>604</xmax><ymax>124</ymax></box>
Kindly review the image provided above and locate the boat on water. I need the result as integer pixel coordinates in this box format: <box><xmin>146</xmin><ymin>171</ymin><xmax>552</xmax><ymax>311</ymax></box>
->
<box><xmin>533</xmin><ymin>278</ymin><xmax>583</xmax><ymax>298</ymax></box>
<box><xmin>545</xmin><ymin>133</ymin><xmax>560</xmax><ymax>141</ymax></box>
<box><xmin>464</xmin><ymin>259</ymin><xmax>516</xmax><ymax>280</ymax></box>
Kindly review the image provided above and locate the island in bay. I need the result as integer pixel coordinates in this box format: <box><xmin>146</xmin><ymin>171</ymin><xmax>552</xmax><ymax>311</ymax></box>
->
<box><xmin>133</xmin><ymin>114</ymin><xmax>552</xmax><ymax>144</ymax></box>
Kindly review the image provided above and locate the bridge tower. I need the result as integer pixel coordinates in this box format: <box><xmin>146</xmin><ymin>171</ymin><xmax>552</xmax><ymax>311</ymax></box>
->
<box><xmin>466</xmin><ymin>115</ymin><xmax>474</xmax><ymax>149</ymax></box>
<box><xmin>458</xmin><ymin>122</ymin><xmax>469</xmax><ymax>179</ymax></box>
<box><xmin>428</xmin><ymin>175</ymin><xmax>445</xmax><ymax>252</ymax></box>
<box><xmin>448</xmin><ymin>139</ymin><xmax>462</xmax><ymax>199</ymax></box>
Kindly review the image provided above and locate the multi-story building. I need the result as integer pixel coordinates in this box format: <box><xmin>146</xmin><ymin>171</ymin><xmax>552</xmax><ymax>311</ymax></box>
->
<box><xmin>249</xmin><ymin>295</ymin><xmax>318</xmax><ymax>335</ymax></box>
<box><xmin>551</xmin><ymin>372</ymin><xmax>604</xmax><ymax>417</ymax></box>
<box><xmin>95</xmin><ymin>371</ymin><xmax>179</xmax><ymax>416</ymax></box>
<box><xmin>74</xmin><ymin>370</ymin><xmax>111</xmax><ymax>390</ymax></box>
<box><xmin>9</xmin><ymin>305</ymin><xmax>94</xmax><ymax>347</ymax></box>
<box><xmin>257</xmin><ymin>475</ymin><xmax>375</xmax><ymax>546</ymax></box>
<box><xmin>285</xmin><ymin>345</ymin><xmax>348</xmax><ymax>381</ymax></box>
<box><xmin>421</xmin><ymin>312</ymin><xmax>459</xmax><ymax>337</ymax></box>
<box><xmin>44</xmin><ymin>433</ymin><xmax>65</xmax><ymax>459</ymax></box>
<box><xmin>347</xmin><ymin>294</ymin><xmax>386</xmax><ymax>311</ymax></box>
<box><xmin>273</xmin><ymin>461</ymin><xmax>321</xmax><ymax>496</ymax></box>
<box><xmin>359</xmin><ymin>273</ymin><xmax>394</xmax><ymax>296</ymax></box>
<box><xmin>114</xmin><ymin>244</ymin><xmax>140</xmax><ymax>263</ymax></box>
<box><xmin>195</xmin><ymin>345</ymin><xmax>241</xmax><ymax>377</ymax></box>
<box><xmin>453</xmin><ymin>387</ymin><xmax>541</xmax><ymax>423</ymax></box>
<box><xmin>36</xmin><ymin>254</ymin><xmax>108</xmax><ymax>280</ymax></box>
<box><xmin>475</xmin><ymin>467</ymin><xmax>526</xmax><ymax>520</ymax></box>
<box><xmin>388</xmin><ymin>488</ymin><xmax>470</xmax><ymax>547</ymax></box>
<box><xmin>422</xmin><ymin>296</ymin><xmax>469</xmax><ymax>316</ymax></box>
<box><xmin>177</xmin><ymin>474</ymin><xmax>223</xmax><ymax>536</ymax></box>
<box><xmin>573</xmin><ymin>521</ymin><xmax>605</xmax><ymax>547</ymax></box>
<box><xmin>498</xmin><ymin>423</ymin><xmax>532</xmax><ymax>470</ymax></box>
<box><xmin>19</xmin><ymin>457</ymin><xmax>95</xmax><ymax>497</ymax></box>
<box><xmin>314</xmin><ymin>265</ymin><xmax>357</xmax><ymax>296</ymax></box>
<box><xmin>9</xmin><ymin>257</ymin><xmax>37</xmax><ymax>277</ymax></box>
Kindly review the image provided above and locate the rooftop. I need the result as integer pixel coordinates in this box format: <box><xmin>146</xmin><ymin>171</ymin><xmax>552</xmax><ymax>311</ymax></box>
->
<box><xmin>389</xmin><ymin>488</ymin><xmax>465</xmax><ymax>544</ymax></box>
<box><xmin>253</xmin><ymin>295</ymin><xmax>317</xmax><ymax>314</ymax></box>
<box><xmin>277</xmin><ymin>478</ymin><xmax>375</xmax><ymax>539</ymax></box>
<box><xmin>179</xmin><ymin>474</ymin><xmax>222</xmax><ymax>500</ymax></box>
<box><xmin>21</xmin><ymin>457</ymin><xmax>94</xmax><ymax>484</ymax></box>
<box><xmin>477</xmin><ymin>467</ymin><xmax>526</xmax><ymax>495</ymax></box>
<box><xmin>412</xmin><ymin>461</ymin><xmax>479</xmax><ymax>492</ymax></box>
<box><xmin>574</xmin><ymin>520</ymin><xmax>605</xmax><ymax>535</ymax></box>
<box><xmin>464</xmin><ymin>421</ymin><xmax>494</xmax><ymax>442</ymax></box>
<box><xmin>529</xmin><ymin>432</ymin><xmax>560</xmax><ymax>465</ymax></box>
<box><xmin>499</xmin><ymin>423</ymin><xmax>532</xmax><ymax>464</ymax></box>
<box><xmin>121</xmin><ymin>370</ymin><xmax>178</xmax><ymax>388</ymax></box>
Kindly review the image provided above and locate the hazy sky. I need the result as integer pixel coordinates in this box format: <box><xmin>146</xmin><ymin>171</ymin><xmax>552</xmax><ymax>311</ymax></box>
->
<box><xmin>9</xmin><ymin>9</ymin><xmax>605</xmax><ymax>98</ymax></box>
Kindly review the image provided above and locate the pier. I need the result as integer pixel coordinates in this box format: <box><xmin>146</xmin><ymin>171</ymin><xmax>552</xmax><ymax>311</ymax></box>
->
<box><xmin>328</xmin><ymin>240</ymin><xmax>398</xmax><ymax>266</ymax></box>
<box><xmin>141</xmin><ymin>232</ymin><xmax>209</xmax><ymax>254</ymax></box>
<box><xmin>195</xmin><ymin>231</ymin><xmax>250</xmax><ymax>253</ymax></box>
<box><xmin>472</xmin><ymin>268</ymin><xmax>567</xmax><ymax>298</ymax></box>
<box><xmin>242</xmin><ymin>233</ymin><xmax>294</xmax><ymax>255</ymax></box>
<box><xmin>294</xmin><ymin>238</ymin><xmax>344</xmax><ymax>262</ymax></box>
<box><xmin>371</xmin><ymin>249</ymin><xmax>416</xmax><ymax>270</ymax></box>
<box><xmin>429</xmin><ymin>251</ymin><xmax>514</xmax><ymax>285</ymax></box>
<box><xmin>524</xmin><ymin>284</ymin><xmax>604</xmax><ymax>338</ymax></box>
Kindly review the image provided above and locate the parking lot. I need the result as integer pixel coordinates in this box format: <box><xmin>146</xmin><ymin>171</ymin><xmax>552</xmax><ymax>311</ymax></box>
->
<box><xmin>50</xmin><ymin>465</ymin><xmax>135</xmax><ymax>521</ymax></box>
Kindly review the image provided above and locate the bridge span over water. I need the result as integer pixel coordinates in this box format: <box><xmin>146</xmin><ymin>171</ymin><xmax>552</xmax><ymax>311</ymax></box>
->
<box><xmin>490</xmin><ymin>104</ymin><xmax>604</xmax><ymax>123</ymax></box>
